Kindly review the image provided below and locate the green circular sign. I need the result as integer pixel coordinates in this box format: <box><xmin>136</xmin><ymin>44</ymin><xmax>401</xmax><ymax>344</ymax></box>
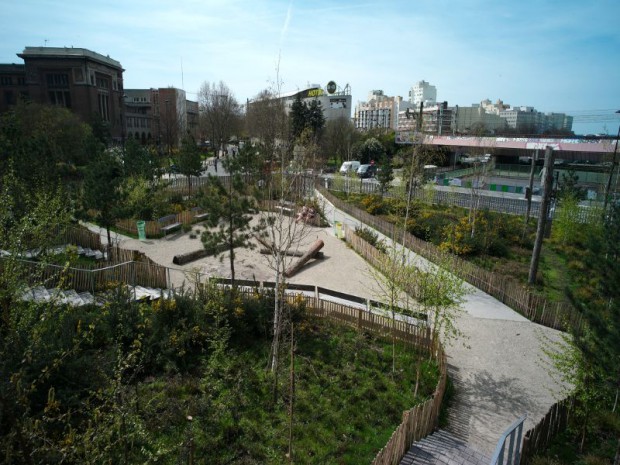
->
<box><xmin>326</xmin><ymin>81</ymin><xmax>337</xmax><ymax>94</ymax></box>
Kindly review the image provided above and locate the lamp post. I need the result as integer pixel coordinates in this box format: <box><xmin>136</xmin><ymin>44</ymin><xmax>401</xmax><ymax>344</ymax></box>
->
<box><xmin>602</xmin><ymin>110</ymin><xmax>620</xmax><ymax>212</ymax></box>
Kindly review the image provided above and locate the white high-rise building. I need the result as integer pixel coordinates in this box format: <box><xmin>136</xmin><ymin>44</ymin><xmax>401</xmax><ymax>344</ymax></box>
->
<box><xmin>409</xmin><ymin>80</ymin><xmax>436</xmax><ymax>106</ymax></box>
<box><xmin>355</xmin><ymin>90</ymin><xmax>414</xmax><ymax>131</ymax></box>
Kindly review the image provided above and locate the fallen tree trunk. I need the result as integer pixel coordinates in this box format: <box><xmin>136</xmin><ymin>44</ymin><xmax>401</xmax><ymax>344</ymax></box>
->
<box><xmin>255</xmin><ymin>234</ymin><xmax>274</xmax><ymax>251</ymax></box>
<box><xmin>284</xmin><ymin>240</ymin><xmax>324</xmax><ymax>278</ymax></box>
<box><xmin>259</xmin><ymin>248</ymin><xmax>324</xmax><ymax>259</ymax></box>
<box><xmin>172</xmin><ymin>243</ymin><xmax>229</xmax><ymax>265</ymax></box>
<box><xmin>172</xmin><ymin>249</ymin><xmax>208</xmax><ymax>265</ymax></box>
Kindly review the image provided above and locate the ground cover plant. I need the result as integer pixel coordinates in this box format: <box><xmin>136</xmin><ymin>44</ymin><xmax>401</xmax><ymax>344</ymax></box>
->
<box><xmin>333</xmin><ymin>191</ymin><xmax>595</xmax><ymax>305</ymax></box>
<box><xmin>0</xmin><ymin>282</ymin><xmax>439</xmax><ymax>464</ymax></box>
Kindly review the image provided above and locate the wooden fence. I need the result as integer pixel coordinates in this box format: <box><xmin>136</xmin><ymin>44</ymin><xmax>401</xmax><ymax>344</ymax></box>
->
<box><xmin>13</xmin><ymin>257</ymin><xmax>169</xmax><ymax>294</ymax></box>
<box><xmin>326</xmin><ymin>175</ymin><xmax>542</xmax><ymax>217</ymax></box>
<box><xmin>115</xmin><ymin>210</ymin><xmax>197</xmax><ymax>238</ymax></box>
<box><xmin>215</xmin><ymin>279</ymin><xmax>446</xmax><ymax>465</ymax></box>
<box><xmin>372</xmin><ymin>340</ymin><xmax>446</xmax><ymax>465</ymax></box>
<box><xmin>53</xmin><ymin>225</ymin><xmax>102</xmax><ymax>250</ymax></box>
<box><xmin>318</xmin><ymin>186</ymin><xmax>581</xmax><ymax>332</ymax></box>
<box><xmin>520</xmin><ymin>396</ymin><xmax>575</xmax><ymax>465</ymax></box>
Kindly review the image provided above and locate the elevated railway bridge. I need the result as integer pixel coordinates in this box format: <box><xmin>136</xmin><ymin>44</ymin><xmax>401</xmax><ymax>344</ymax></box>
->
<box><xmin>397</xmin><ymin>134</ymin><xmax>617</xmax><ymax>163</ymax></box>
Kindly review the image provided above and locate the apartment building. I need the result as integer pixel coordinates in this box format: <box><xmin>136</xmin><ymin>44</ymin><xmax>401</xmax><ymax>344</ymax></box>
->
<box><xmin>409</xmin><ymin>80</ymin><xmax>437</xmax><ymax>106</ymax></box>
<box><xmin>355</xmin><ymin>90</ymin><xmax>414</xmax><ymax>131</ymax></box>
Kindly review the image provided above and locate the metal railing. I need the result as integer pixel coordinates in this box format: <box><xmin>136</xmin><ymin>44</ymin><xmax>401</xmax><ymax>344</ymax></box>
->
<box><xmin>489</xmin><ymin>415</ymin><xmax>526</xmax><ymax>465</ymax></box>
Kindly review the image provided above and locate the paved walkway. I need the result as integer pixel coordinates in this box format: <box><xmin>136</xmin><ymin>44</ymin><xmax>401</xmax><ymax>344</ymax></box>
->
<box><xmin>317</xmin><ymin>192</ymin><xmax>566</xmax><ymax>457</ymax></box>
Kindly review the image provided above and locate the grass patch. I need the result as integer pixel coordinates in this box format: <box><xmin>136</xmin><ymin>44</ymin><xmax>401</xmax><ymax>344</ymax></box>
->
<box><xmin>137</xmin><ymin>318</ymin><xmax>438</xmax><ymax>464</ymax></box>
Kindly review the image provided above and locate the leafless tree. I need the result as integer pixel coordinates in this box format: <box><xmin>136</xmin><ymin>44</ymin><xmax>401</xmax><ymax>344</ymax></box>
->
<box><xmin>465</xmin><ymin>136</ymin><xmax>495</xmax><ymax>239</ymax></box>
<box><xmin>198</xmin><ymin>81</ymin><xmax>242</xmax><ymax>156</ymax></box>
<box><xmin>247</xmin><ymin>82</ymin><xmax>318</xmax><ymax>380</ymax></box>
<box><xmin>321</xmin><ymin>116</ymin><xmax>359</xmax><ymax>166</ymax></box>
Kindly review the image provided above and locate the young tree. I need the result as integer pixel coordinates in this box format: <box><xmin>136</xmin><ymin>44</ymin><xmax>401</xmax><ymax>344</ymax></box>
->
<box><xmin>376</xmin><ymin>155</ymin><xmax>394</xmax><ymax>196</ymax></box>
<box><xmin>83</xmin><ymin>149</ymin><xmax>124</xmax><ymax>250</ymax></box>
<box><xmin>0</xmin><ymin>174</ymin><xmax>80</xmax><ymax>463</ymax></box>
<box><xmin>289</xmin><ymin>94</ymin><xmax>308</xmax><ymax>141</ymax></box>
<box><xmin>413</xmin><ymin>255</ymin><xmax>469</xmax><ymax>352</ymax></box>
<box><xmin>199</xmin><ymin>152</ymin><xmax>261</xmax><ymax>288</ymax></box>
<box><xmin>122</xmin><ymin>137</ymin><xmax>155</xmax><ymax>180</ymax></box>
<box><xmin>367</xmin><ymin>238</ymin><xmax>416</xmax><ymax>374</ymax></box>
<box><xmin>177</xmin><ymin>133</ymin><xmax>202</xmax><ymax>196</ymax></box>
<box><xmin>467</xmin><ymin>157</ymin><xmax>494</xmax><ymax>237</ymax></box>
<box><xmin>358</xmin><ymin>137</ymin><xmax>385</xmax><ymax>165</ymax></box>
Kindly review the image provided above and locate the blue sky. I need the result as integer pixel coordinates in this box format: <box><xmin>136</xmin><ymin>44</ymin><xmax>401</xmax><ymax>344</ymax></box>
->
<box><xmin>1</xmin><ymin>0</ymin><xmax>619</xmax><ymax>135</ymax></box>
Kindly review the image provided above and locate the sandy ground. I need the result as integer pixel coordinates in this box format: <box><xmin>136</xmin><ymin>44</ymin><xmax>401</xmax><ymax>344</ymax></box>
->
<box><xmin>90</xmin><ymin>216</ymin><xmax>383</xmax><ymax>300</ymax></box>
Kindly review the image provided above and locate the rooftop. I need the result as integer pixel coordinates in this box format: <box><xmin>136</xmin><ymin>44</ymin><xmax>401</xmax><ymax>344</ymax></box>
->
<box><xmin>18</xmin><ymin>46</ymin><xmax>123</xmax><ymax>70</ymax></box>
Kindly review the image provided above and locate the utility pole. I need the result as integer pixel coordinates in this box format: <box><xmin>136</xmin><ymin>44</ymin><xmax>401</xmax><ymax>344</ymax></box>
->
<box><xmin>418</xmin><ymin>101</ymin><xmax>424</xmax><ymax>132</ymax></box>
<box><xmin>524</xmin><ymin>149</ymin><xmax>539</xmax><ymax>225</ymax></box>
<box><xmin>528</xmin><ymin>146</ymin><xmax>555</xmax><ymax>285</ymax></box>
<box><xmin>603</xmin><ymin>120</ymin><xmax>620</xmax><ymax>212</ymax></box>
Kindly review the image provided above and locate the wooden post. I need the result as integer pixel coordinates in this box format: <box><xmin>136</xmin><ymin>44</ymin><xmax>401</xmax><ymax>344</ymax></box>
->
<box><xmin>528</xmin><ymin>146</ymin><xmax>555</xmax><ymax>285</ymax></box>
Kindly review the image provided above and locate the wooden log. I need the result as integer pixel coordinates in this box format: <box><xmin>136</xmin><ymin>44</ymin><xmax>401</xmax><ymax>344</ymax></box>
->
<box><xmin>259</xmin><ymin>248</ymin><xmax>324</xmax><ymax>259</ymax></box>
<box><xmin>284</xmin><ymin>239</ymin><xmax>324</xmax><ymax>278</ymax></box>
<box><xmin>254</xmin><ymin>234</ymin><xmax>274</xmax><ymax>251</ymax></box>
<box><xmin>172</xmin><ymin>249</ymin><xmax>208</xmax><ymax>265</ymax></box>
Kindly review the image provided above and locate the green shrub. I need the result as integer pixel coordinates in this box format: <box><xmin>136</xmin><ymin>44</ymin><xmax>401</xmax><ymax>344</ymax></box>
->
<box><xmin>355</xmin><ymin>226</ymin><xmax>387</xmax><ymax>253</ymax></box>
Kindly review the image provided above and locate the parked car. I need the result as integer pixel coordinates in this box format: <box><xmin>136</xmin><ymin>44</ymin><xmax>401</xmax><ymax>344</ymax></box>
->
<box><xmin>357</xmin><ymin>164</ymin><xmax>377</xmax><ymax>178</ymax></box>
<box><xmin>339</xmin><ymin>160</ymin><xmax>360</xmax><ymax>175</ymax></box>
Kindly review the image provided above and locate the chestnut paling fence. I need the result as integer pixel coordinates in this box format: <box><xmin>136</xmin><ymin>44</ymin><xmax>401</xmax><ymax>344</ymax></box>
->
<box><xmin>318</xmin><ymin>185</ymin><xmax>582</xmax><ymax>332</ymax></box>
<box><xmin>520</xmin><ymin>396</ymin><xmax>575</xmax><ymax>465</ymax></box>
<box><xmin>7</xmin><ymin>224</ymin><xmax>447</xmax><ymax>465</ymax></box>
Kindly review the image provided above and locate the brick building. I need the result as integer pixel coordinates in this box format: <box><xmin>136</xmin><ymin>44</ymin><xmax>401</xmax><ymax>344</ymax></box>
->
<box><xmin>0</xmin><ymin>46</ymin><xmax>125</xmax><ymax>141</ymax></box>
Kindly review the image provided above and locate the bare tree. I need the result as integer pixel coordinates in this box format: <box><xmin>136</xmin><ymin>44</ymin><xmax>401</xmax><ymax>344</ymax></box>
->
<box><xmin>247</xmin><ymin>81</ymin><xmax>319</xmax><ymax>379</ymax></box>
<box><xmin>322</xmin><ymin>116</ymin><xmax>359</xmax><ymax>166</ymax></box>
<box><xmin>198</xmin><ymin>81</ymin><xmax>242</xmax><ymax>157</ymax></box>
<box><xmin>367</xmin><ymin>238</ymin><xmax>418</xmax><ymax>374</ymax></box>
<box><xmin>465</xmin><ymin>136</ymin><xmax>495</xmax><ymax>239</ymax></box>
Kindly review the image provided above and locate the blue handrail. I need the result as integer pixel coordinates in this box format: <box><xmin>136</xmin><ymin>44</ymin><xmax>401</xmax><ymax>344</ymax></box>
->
<box><xmin>490</xmin><ymin>415</ymin><xmax>527</xmax><ymax>465</ymax></box>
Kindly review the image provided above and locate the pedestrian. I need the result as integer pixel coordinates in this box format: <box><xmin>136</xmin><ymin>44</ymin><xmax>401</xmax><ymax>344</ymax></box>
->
<box><xmin>214</xmin><ymin>158</ymin><xmax>218</xmax><ymax>172</ymax></box>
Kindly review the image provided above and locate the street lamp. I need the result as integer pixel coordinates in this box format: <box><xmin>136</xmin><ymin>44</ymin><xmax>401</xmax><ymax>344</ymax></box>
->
<box><xmin>602</xmin><ymin>110</ymin><xmax>620</xmax><ymax>212</ymax></box>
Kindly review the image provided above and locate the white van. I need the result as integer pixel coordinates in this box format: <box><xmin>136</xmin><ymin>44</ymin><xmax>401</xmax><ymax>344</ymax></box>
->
<box><xmin>339</xmin><ymin>160</ymin><xmax>360</xmax><ymax>175</ymax></box>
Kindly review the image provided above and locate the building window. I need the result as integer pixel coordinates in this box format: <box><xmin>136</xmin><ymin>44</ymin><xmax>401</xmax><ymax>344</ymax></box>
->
<box><xmin>46</xmin><ymin>73</ymin><xmax>69</xmax><ymax>88</ymax></box>
<box><xmin>73</xmin><ymin>68</ymin><xmax>85</xmax><ymax>83</ymax></box>
<box><xmin>48</xmin><ymin>90</ymin><xmax>71</xmax><ymax>108</ymax></box>
<box><xmin>1</xmin><ymin>76</ymin><xmax>13</xmax><ymax>86</ymax></box>
<box><xmin>4</xmin><ymin>90</ymin><xmax>15</xmax><ymax>105</ymax></box>
<box><xmin>98</xmin><ymin>92</ymin><xmax>109</xmax><ymax>121</ymax></box>
<box><xmin>96</xmin><ymin>77</ymin><xmax>109</xmax><ymax>89</ymax></box>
